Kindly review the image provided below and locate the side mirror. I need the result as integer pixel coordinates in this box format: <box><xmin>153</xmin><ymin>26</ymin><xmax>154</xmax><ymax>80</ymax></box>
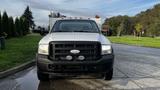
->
<box><xmin>40</xmin><ymin>30</ymin><xmax>49</xmax><ymax>36</ymax></box>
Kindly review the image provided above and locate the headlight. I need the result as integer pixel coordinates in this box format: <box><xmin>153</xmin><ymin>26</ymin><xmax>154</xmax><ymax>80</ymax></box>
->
<box><xmin>101</xmin><ymin>45</ymin><xmax>112</xmax><ymax>55</ymax></box>
<box><xmin>38</xmin><ymin>44</ymin><xmax>48</xmax><ymax>55</ymax></box>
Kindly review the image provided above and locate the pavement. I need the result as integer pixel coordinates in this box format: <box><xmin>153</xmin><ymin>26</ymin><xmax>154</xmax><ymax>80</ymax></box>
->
<box><xmin>0</xmin><ymin>44</ymin><xmax>160</xmax><ymax>90</ymax></box>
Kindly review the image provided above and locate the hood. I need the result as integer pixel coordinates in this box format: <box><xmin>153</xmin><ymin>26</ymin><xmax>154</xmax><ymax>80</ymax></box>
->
<box><xmin>39</xmin><ymin>32</ymin><xmax>111</xmax><ymax>45</ymax></box>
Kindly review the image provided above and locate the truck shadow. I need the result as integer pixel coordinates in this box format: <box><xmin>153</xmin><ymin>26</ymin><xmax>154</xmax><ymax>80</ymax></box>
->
<box><xmin>38</xmin><ymin>79</ymin><xmax>86</xmax><ymax>90</ymax></box>
<box><xmin>38</xmin><ymin>74</ymin><xmax>114</xmax><ymax>90</ymax></box>
<box><xmin>37</xmin><ymin>77</ymin><xmax>160</xmax><ymax>90</ymax></box>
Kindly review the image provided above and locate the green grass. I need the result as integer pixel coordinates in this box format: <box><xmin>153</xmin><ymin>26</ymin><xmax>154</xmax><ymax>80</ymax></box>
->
<box><xmin>0</xmin><ymin>34</ymin><xmax>42</xmax><ymax>71</ymax></box>
<box><xmin>108</xmin><ymin>36</ymin><xmax>160</xmax><ymax>48</ymax></box>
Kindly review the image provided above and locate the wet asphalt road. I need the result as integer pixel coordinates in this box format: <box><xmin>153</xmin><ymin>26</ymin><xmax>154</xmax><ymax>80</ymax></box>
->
<box><xmin>1</xmin><ymin>44</ymin><xmax>160</xmax><ymax>90</ymax></box>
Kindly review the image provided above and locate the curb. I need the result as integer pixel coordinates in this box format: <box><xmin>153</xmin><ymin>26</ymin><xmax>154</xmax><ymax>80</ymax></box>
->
<box><xmin>0</xmin><ymin>60</ymin><xmax>36</xmax><ymax>79</ymax></box>
<box><xmin>113</xmin><ymin>43</ymin><xmax>160</xmax><ymax>49</ymax></box>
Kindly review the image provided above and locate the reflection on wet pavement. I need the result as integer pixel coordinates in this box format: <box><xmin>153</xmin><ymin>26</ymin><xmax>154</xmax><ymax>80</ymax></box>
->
<box><xmin>38</xmin><ymin>80</ymin><xmax>86</xmax><ymax>90</ymax></box>
<box><xmin>0</xmin><ymin>44</ymin><xmax>160</xmax><ymax>90</ymax></box>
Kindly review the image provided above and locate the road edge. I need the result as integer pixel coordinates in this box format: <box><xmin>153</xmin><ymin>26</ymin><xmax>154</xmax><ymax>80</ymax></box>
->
<box><xmin>0</xmin><ymin>60</ymin><xmax>35</xmax><ymax>79</ymax></box>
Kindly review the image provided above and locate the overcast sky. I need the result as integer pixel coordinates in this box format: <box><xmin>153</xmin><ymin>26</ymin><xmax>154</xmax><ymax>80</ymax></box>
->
<box><xmin>0</xmin><ymin>0</ymin><xmax>160</xmax><ymax>26</ymax></box>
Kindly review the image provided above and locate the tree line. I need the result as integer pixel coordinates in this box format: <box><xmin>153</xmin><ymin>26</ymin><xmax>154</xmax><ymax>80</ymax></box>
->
<box><xmin>103</xmin><ymin>4</ymin><xmax>160</xmax><ymax>37</ymax></box>
<box><xmin>0</xmin><ymin>6</ymin><xmax>34</xmax><ymax>38</ymax></box>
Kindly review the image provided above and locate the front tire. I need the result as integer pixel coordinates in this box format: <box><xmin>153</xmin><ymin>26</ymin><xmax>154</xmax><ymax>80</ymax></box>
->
<box><xmin>103</xmin><ymin>68</ymin><xmax>113</xmax><ymax>80</ymax></box>
<box><xmin>37</xmin><ymin>71</ymin><xmax>49</xmax><ymax>81</ymax></box>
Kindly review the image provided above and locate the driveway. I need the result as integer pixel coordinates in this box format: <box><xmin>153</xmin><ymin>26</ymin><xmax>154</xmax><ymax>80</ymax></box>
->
<box><xmin>0</xmin><ymin>44</ymin><xmax>160</xmax><ymax>90</ymax></box>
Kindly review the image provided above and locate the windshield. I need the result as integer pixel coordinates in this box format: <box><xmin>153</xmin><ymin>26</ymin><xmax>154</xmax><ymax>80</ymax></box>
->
<box><xmin>51</xmin><ymin>20</ymin><xmax>99</xmax><ymax>33</ymax></box>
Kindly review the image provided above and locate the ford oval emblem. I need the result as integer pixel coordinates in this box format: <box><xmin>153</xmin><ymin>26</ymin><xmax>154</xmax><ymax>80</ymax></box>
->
<box><xmin>70</xmin><ymin>49</ymin><xmax>80</xmax><ymax>54</ymax></box>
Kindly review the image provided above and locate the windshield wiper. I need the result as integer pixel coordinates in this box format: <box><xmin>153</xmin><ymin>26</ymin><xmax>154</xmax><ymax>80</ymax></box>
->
<box><xmin>53</xmin><ymin>30</ymin><xmax>97</xmax><ymax>33</ymax></box>
<box><xmin>73</xmin><ymin>30</ymin><xmax>98</xmax><ymax>33</ymax></box>
<box><xmin>73</xmin><ymin>30</ymin><xmax>90</xmax><ymax>32</ymax></box>
<box><xmin>53</xmin><ymin>30</ymin><xmax>70</xmax><ymax>32</ymax></box>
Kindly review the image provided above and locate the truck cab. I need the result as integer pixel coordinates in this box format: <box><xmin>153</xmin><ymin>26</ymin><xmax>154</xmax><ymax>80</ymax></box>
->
<box><xmin>36</xmin><ymin>19</ymin><xmax>114</xmax><ymax>81</ymax></box>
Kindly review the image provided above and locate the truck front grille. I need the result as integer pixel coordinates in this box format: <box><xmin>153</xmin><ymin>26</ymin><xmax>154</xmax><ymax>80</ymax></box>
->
<box><xmin>49</xmin><ymin>41</ymin><xmax>101</xmax><ymax>61</ymax></box>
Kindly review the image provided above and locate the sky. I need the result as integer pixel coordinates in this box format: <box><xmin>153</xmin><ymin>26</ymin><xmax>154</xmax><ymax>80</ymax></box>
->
<box><xmin>0</xmin><ymin>0</ymin><xmax>160</xmax><ymax>26</ymax></box>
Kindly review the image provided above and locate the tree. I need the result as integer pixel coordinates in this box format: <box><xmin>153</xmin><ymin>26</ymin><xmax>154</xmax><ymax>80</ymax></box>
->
<box><xmin>2</xmin><ymin>11</ymin><xmax>9</xmax><ymax>37</ymax></box>
<box><xmin>23</xmin><ymin>18</ymin><xmax>29</xmax><ymax>35</ymax></box>
<box><xmin>19</xmin><ymin>17</ymin><xmax>25</xmax><ymax>35</ymax></box>
<box><xmin>15</xmin><ymin>18</ymin><xmax>22</xmax><ymax>36</ymax></box>
<box><xmin>95</xmin><ymin>15</ymin><xmax>100</xmax><ymax>18</ymax></box>
<box><xmin>103</xmin><ymin>4</ymin><xmax>160</xmax><ymax>36</ymax></box>
<box><xmin>8</xmin><ymin>17</ymin><xmax>15</xmax><ymax>37</ymax></box>
<box><xmin>57</xmin><ymin>12</ymin><xmax>60</xmax><ymax>17</ymax></box>
<box><xmin>122</xmin><ymin>16</ymin><xmax>133</xmax><ymax>35</ymax></box>
<box><xmin>134</xmin><ymin>4</ymin><xmax>160</xmax><ymax>36</ymax></box>
<box><xmin>148</xmin><ymin>19</ymin><xmax>160</xmax><ymax>37</ymax></box>
<box><xmin>104</xmin><ymin>16</ymin><xmax>122</xmax><ymax>35</ymax></box>
<box><xmin>0</xmin><ymin>11</ymin><xmax>2</xmax><ymax>36</ymax></box>
<box><xmin>19</xmin><ymin>17</ymin><xmax>24</xmax><ymax>36</ymax></box>
<box><xmin>22</xmin><ymin>6</ymin><xmax>35</xmax><ymax>32</ymax></box>
<box><xmin>135</xmin><ymin>23</ymin><xmax>143</xmax><ymax>37</ymax></box>
<box><xmin>104</xmin><ymin>15</ymin><xmax>134</xmax><ymax>36</ymax></box>
<box><xmin>117</xmin><ymin>22</ymin><xmax>124</xmax><ymax>37</ymax></box>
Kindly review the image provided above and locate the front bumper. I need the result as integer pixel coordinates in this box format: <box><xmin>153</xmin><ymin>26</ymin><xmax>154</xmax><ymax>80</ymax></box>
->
<box><xmin>36</xmin><ymin>54</ymin><xmax>114</xmax><ymax>74</ymax></box>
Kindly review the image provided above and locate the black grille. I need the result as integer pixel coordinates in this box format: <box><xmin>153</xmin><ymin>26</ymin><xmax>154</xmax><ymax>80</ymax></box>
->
<box><xmin>49</xmin><ymin>41</ymin><xmax>101</xmax><ymax>61</ymax></box>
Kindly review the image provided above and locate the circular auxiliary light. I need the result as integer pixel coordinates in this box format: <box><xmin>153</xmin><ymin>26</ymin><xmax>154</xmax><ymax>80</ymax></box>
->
<box><xmin>66</xmin><ymin>55</ymin><xmax>72</xmax><ymax>60</ymax></box>
<box><xmin>78</xmin><ymin>56</ymin><xmax>85</xmax><ymax>60</ymax></box>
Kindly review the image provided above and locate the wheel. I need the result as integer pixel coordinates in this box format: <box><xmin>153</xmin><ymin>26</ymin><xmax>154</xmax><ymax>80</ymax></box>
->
<box><xmin>37</xmin><ymin>71</ymin><xmax>49</xmax><ymax>81</ymax></box>
<box><xmin>103</xmin><ymin>68</ymin><xmax>113</xmax><ymax>80</ymax></box>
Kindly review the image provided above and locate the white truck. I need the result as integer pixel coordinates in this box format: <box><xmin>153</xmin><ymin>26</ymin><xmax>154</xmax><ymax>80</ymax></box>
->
<box><xmin>36</xmin><ymin>18</ymin><xmax>114</xmax><ymax>81</ymax></box>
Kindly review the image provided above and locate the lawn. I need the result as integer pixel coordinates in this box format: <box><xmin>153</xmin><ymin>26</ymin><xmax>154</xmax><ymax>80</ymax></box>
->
<box><xmin>0</xmin><ymin>34</ymin><xmax>42</xmax><ymax>71</ymax></box>
<box><xmin>108</xmin><ymin>36</ymin><xmax>160</xmax><ymax>48</ymax></box>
